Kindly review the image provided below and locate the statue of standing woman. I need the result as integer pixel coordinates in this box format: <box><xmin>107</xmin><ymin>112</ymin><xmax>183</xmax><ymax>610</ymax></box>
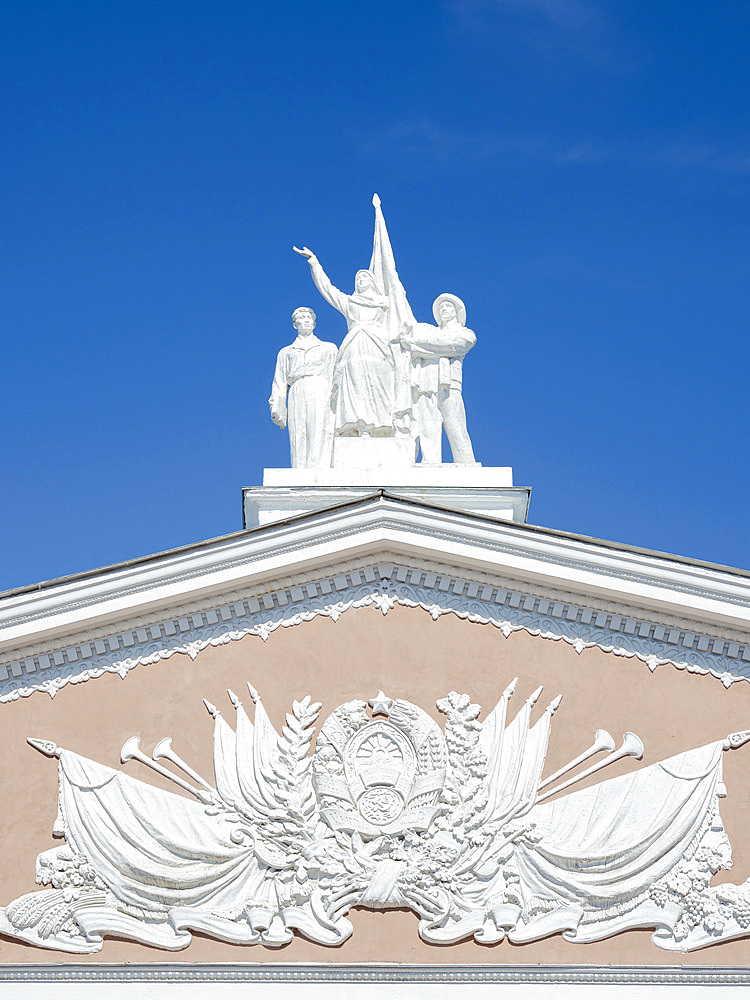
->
<box><xmin>293</xmin><ymin>247</ymin><xmax>396</xmax><ymax>438</ymax></box>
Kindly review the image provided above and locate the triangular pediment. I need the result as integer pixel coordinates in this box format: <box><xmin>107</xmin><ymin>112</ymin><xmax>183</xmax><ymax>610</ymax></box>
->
<box><xmin>2</xmin><ymin>493</ymin><xmax>749</xmax><ymax>702</ymax></box>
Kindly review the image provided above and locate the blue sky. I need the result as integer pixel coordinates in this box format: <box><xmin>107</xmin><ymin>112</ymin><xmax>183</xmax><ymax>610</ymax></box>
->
<box><xmin>1</xmin><ymin>0</ymin><xmax>748</xmax><ymax>590</ymax></box>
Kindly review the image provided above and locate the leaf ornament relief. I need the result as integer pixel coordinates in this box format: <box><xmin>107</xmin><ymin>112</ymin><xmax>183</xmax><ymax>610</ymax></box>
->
<box><xmin>1</xmin><ymin>682</ymin><xmax>750</xmax><ymax>955</ymax></box>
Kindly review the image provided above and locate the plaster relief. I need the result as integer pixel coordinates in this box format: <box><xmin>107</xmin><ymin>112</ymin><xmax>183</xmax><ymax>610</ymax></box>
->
<box><xmin>1</xmin><ymin>682</ymin><xmax>749</xmax><ymax>955</ymax></box>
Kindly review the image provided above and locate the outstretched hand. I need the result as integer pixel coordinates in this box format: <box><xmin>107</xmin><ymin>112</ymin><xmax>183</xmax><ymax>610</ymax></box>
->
<box><xmin>293</xmin><ymin>245</ymin><xmax>314</xmax><ymax>260</ymax></box>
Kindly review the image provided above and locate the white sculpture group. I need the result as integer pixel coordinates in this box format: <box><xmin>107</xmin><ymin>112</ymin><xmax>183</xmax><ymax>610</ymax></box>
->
<box><xmin>2</xmin><ymin>680</ymin><xmax>750</xmax><ymax>954</ymax></box>
<box><xmin>270</xmin><ymin>196</ymin><xmax>476</xmax><ymax>468</ymax></box>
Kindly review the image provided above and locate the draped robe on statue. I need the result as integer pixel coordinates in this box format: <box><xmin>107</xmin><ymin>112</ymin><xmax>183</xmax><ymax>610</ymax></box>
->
<box><xmin>307</xmin><ymin>261</ymin><xmax>393</xmax><ymax>435</ymax></box>
<box><xmin>307</xmin><ymin>197</ymin><xmax>417</xmax><ymax>437</ymax></box>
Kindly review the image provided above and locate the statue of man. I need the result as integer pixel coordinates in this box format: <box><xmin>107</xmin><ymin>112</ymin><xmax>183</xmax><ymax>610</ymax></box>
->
<box><xmin>400</xmin><ymin>294</ymin><xmax>476</xmax><ymax>465</ymax></box>
<box><xmin>269</xmin><ymin>307</ymin><xmax>337</xmax><ymax>468</ymax></box>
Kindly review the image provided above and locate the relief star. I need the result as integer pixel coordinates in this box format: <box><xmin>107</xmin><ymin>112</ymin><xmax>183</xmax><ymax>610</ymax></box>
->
<box><xmin>369</xmin><ymin>690</ymin><xmax>393</xmax><ymax>716</ymax></box>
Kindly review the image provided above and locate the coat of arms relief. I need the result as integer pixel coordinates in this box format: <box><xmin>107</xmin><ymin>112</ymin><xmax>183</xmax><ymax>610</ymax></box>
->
<box><xmin>1</xmin><ymin>679</ymin><xmax>750</xmax><ymax>955</ymax></box>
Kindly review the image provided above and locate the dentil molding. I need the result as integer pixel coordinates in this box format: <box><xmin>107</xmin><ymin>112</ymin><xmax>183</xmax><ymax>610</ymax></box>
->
<box><xmin>2</xmin><ymin>556</ymin><xmax>750</xmax><ymax>703</ymax></box>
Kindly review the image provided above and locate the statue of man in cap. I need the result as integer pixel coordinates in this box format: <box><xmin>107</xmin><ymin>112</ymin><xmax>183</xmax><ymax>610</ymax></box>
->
<box><xmin>400</xmin><ymin>294</ymin><xmax>476</xmax><ymax>464</ymax></box>
<box><xmin>269</xmin><ymin>306</ymin><xmax>337</xmax><ymax>468</ymax></box>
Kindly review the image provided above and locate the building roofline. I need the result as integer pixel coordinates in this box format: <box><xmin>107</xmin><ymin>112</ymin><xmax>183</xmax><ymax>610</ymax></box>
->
<box><xmin>1</xmin><ymin>489</ymin><xmax>747</xmax><ymax>605</ymax></box>
<box><xmin>2</xmin><ymin>489</ymin><xmax>749</xmax><ymax>701</ymax></box>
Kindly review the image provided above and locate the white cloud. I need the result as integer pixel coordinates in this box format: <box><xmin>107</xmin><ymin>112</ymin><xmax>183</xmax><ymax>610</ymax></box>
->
<box><xmin>448</xmin><ymin>0</ymin><xmax>611</xmax><ymax>63</ymax></box>
<box><xmin>362</xmin><ymin>118</ymin><xmax>545</xmax><ymax>163</ymax></box>
<box><xmin>361</xmin><ymin>117</ymin><xmax>750</xmax><ymax>178</ymax></box>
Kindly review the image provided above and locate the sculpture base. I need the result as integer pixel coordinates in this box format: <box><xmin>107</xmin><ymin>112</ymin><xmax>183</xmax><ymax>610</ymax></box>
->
<box><xmin>243</xmin><ymin>466</ymin><xmax>530</xmax><ymax>528</ymax></box>
<box><xmin>262</xmin><ymin>465</ymin><xmax>510</xmax><ymax>488</ymax></box>
<box><xmin>333</xmin><ymin>436</ymin><xmax>417</xmax><ymax>469</ymax></box>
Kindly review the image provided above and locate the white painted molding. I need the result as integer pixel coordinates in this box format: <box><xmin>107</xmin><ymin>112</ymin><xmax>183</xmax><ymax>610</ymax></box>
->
<box><xmin>2</xmin><ymin>498</ymin><xmax>749</xmax><ymax>651</ymax></box>
<box><xmin>2</xmin><ymin>495</ymin><xmax>750</xmax><ymax>701</ymax></box>
<box><xmin>0</xmin><ymin>963</ymin><xmax>749</xmax><ymax>984</ymax></box>
<box><xmin>2</xmin><ymin>553</ymin><xmax>750</xmax><ymax>702</ymax></box>
<box><xmin>262</xmin><ymin>466</ymin><xmax>515</xmax><ymax>486</ymax></box>
<box><xmin>242</xmin><ymin>484</ymin><xmax>531</xmax><ymax>527</ymax></box>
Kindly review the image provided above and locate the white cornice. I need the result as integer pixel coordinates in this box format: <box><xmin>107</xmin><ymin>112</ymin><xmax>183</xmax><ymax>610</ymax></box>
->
<box><xmin>1</xmin><ymin>496</ymin><xmax>748</xmax><ymax>657</ymax></box>
<box><xmin>2</xmin><ymin>528</ymin><xmax>750</xmax><ymax>701</ymax></box>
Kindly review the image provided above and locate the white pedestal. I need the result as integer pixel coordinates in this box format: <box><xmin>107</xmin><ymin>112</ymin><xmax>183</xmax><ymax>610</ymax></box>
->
<box><xmin>243</xmin><ymin>466</ymin><xmax>530</xmax><ymax>528</ymax></box>
<box><xmin>332</xmin><ymin>436</ymin><xmax>417</xmax><ymax>469</ymax></box>
<box><xmin>262</xmin><ymin>465</ymin><xmax>511</xmax><ymax>488</ymax></box>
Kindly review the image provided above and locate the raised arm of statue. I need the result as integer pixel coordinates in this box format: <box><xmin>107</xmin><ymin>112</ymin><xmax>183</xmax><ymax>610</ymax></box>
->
<box><xmin>293</xmin><ymin>246</ymin><xmax>348</xmax><ymax>316</ymax></box>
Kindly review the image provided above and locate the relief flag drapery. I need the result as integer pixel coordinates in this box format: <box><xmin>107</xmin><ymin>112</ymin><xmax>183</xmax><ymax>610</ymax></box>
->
<box><xmin>1</xmin><ymin>685</ymin><xmax>749</xmax><ymax>954</ymax></box>
<box><xmin>514</xmin><ymin>741</ymin><xmax>726</xmax><ymax>940</ymax></box>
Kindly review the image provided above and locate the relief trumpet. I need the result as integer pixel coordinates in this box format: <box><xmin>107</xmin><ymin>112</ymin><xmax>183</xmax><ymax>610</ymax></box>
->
<box><xmin>537</xmin><ymin>729</ymin><xmax>615</xmax><ymax>792</ymax></box>
<box><xmin>536</xmin><ymin>731</ymin><xmax>644</xmax><ymax>804</ymax></box>
<box><xmin>152</xmin><ymin>736</ymin><xmax>216</xmax><ymax>793</ymax></box>
<box><xmin>120</xmin><ymin>735</ymin><xmax>213</xmax><ymax>804</ymax></box>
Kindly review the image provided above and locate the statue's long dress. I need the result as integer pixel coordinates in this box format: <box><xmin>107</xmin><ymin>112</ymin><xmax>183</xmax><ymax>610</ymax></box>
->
<box><xmin>308</xmin><ymin>260</ymin><xmax>394</xmax><ymax>435</ymax></box>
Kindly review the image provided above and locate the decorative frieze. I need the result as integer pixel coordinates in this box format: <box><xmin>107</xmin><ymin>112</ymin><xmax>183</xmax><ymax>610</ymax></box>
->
<box><xmin>1</xmin><ymin>558</ymin><xmax>750</xmax><ymax>703</ymax></box>
<box><xmin>2</xmin><ymin>683</ymin><xmax>749</xmax><ymax>954</ymax></box>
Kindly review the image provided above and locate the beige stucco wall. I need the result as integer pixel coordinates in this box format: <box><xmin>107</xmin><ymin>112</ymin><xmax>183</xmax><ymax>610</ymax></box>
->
<box><xmin>1</xmin><ymin>603</ymin><xmax>750</xmax><ymax>966</ymax></box>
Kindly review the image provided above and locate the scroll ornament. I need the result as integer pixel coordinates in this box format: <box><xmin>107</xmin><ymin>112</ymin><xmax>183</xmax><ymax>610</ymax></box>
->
<box><xmin>1</xmin><ymin>683</ymin><xmax>750</xmax><ymax>954</ymax></box>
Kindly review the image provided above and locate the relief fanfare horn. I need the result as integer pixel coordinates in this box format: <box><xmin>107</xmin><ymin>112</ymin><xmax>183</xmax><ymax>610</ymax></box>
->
<box><xmin>536</xmin><ymin>731</ymin><xmax>644</xmax><ymax>804</ymax></box>
<box><xmin>120</xmin><ymin>736</ymin><xmax>213</xmax><ymax>804</ymax></box>
<box><xmin>152</xmin><ymin>737</ymin><xmax>216</xmax><ymax>794</ymax></box>
<box><xmin>537</xmin><ymin>729</ymin><xmax>615</xmax><ymax>793</ymax></box>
